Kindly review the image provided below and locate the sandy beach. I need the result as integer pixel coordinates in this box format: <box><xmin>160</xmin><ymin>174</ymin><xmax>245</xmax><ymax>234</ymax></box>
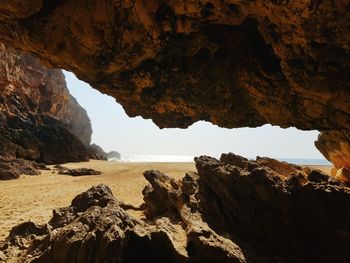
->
<box><xmin>0</xmin><ymin>160</ymin><xmax>196</xmax><ymax>240</ymax></box>
<box><xmin>0</xmin><ymin>160</ymin><xmax>332</xmax><ymax>241</ymax></box>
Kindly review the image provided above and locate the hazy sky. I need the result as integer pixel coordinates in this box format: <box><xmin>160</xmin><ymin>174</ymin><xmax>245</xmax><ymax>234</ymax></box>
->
<box><xmin>64</xmin><ymin>71</ymin><xmax>325</xmax><ymax>159</ymax></box>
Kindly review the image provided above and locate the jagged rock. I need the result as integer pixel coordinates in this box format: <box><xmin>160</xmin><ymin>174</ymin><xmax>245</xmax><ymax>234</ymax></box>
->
<box><xmin>0</xmin><ymin>44</ymin><xmax>92</xmax><ymax>165</ymax></box>
<box><xmin>3</xmin><ymin>153</ymin><xmax>350</xmax><ymax>262</ymax></box>
<box><xmin>107</xmin><ymin>151</ymin><xmax>121</xmax><ymax>160</ymax></box>
<box><xmin>220</xmin><ymin>152</ymin><xmax>302</xmax><ymax>178</ymax></box>
<box><xmin>315</xmin><ymin>131</ymin><xmax>350</xmax><ymax>169</ymax></box>
<box><xmin>87</xmin><ymin>143</ymin><xmax>108</xmax><ymax>160</ymax></box>
<box><xmin>55</xmin><ymin>165</ymin><xmax>101</xmax><ymax>176</ymax></box>
<box><xmin>143</xmin><ymin>170</ymin><xmax>184</xmax><ymax>216</ymax></box>
<box><xmin>255</xmin><ymin>156</ymin><xmax>302</xmax><ymax>177</ymax></box>
<box><xmin>0</xmin><ymin>185</ymin><xmax>193</xmax><ymax>263</ymax></box>
<box><xmin>0</xmin><ymin>158</ymin><xmax>46</xmax><ymax>180</ymax></box>
<box><xmin>0</xmin><ymin>1</ymin><xmax>349</xmax><ymax>132</ymax></box>
<box><xmin>196</xmin><ymin>154</ymin><xmax>350</xmax><ymax>263</ymax></box>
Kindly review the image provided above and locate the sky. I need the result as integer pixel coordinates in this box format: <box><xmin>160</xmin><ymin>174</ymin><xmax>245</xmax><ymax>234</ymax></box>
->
<box><xmin>64</xmin><ymin>71</ymin><xmax>325</xmax><ymax>160</ymax></box>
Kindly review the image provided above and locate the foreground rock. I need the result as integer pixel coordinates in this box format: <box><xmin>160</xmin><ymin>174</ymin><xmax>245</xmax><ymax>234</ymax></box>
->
<box><xmin>2</xmin><ymin>153</ymin><xmax>350</xmax><ymax>262</ymax></box>
<box><xmin>0</xmin><ymin>1</ymin><xmax>349</xmax><ymax>132</ymax></box>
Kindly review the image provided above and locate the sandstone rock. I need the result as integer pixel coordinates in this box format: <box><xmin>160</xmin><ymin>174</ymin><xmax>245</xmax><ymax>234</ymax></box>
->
<box><xmin>0</xmin><ymin>44</ymin><xmax>93</xmax><ymax>166</ymax></box>
<box><xmin>220</xmin><ymin>153</ymin><xmax>302</xmax><ymax>177</ymax></box>
<box><xmin>143</xmin><ymin>170</ymin><xmax>184</xmax><ymax>216</ymax></box>
<box><xmin>0</xmin><ymin>1</ymin><xmax>349</xmax><ymax>132</ymax></box>
<box><xmin>255</xmin><ymin>156</ymin><xmax>302</xmax><ymax>177</ymax></box>
<box><xmin>335</xmin><ymin>167</ymin><xmax>350</xmax><ymax>185</ymax></box>
<box><xmin>196</xmin><ymin>155</ymin><xmax>350</xmax><ymax>263</ymax></box>
<box><xmin>0</xmin><ymin>44</ymin><xmax>92</xmax><ymax>146</ymax></box>
<box><xmin>315</xmin><ymin>131</ymin><xmax>350</xmax><ymax>170</ymax></box>
<box><xmin>0</xmin><ymin>184</ymin><xmax>220</xmax><ymax>263</ymax></box>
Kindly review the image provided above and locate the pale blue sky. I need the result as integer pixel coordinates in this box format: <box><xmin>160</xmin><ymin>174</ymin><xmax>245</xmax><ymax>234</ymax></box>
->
<box><xmin>64</xmin><ymin>71</ymin><xmax>325</xmax><ymax>160</ymax></box>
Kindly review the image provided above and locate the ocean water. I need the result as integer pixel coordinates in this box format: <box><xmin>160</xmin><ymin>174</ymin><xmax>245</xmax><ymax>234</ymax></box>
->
<box><xmin>109</xmin><ymin>155</ymin><xmax>331</xmax><ymax>165</ymax></box>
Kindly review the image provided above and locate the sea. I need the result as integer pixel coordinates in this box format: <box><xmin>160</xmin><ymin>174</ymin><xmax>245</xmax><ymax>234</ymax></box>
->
<box><xmin>108</xmin><ymin>155</ymin><xmax>331</xmax><ymax>165</ymax></box>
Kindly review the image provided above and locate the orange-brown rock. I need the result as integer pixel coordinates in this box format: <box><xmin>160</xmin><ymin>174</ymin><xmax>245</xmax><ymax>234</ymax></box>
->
<box><xmin>335</xmin><ymin>167</ymin><xmax>350</xmax><ymax>185</ymax></box>
<box><xmin>0</xmin><ymin>44</ymin><xmax>94</xmax><ymax>165</ymax></box>
<box><xmin>2</xmin><ymin>153</ymin><xmax>350</xmax><ymax>263</ymax></box>
<box><xmin>0</xmin><ymin>1</ymin><xmax>349</xmax><ymax>130</ymax></box>
<box><xmin>315</xmin><ymin>131</ymin><xmax>350</xmax><ymax>170</ymax></box>
<box><xmin>0</xmin><ymin>43</ymin><xmax>92</xmax><ymax>145</ymax></box>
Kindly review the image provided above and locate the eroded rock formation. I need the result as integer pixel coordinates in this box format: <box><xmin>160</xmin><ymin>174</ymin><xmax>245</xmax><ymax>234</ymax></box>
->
<box><xmin>315</xmin><ymin>131</ymin><xmax>350</xmax><ymax>170</ymax></box>
<box><xmin>0</xmin><ymin>44</ymin><xmax>99</xmax><ymax>171</ymax></box>
<box><xmin>0</xmin><ymin>1</ymin><xmax>349</xmax><ymax>131</ymax></box>
<box><xmin>2</xmin><ymin>153</ymin><xmax>350</xmax><ymax>262</ymax></box>
<box><xmin>0</xmin><ymin>43</ymin><xmax>92</xmax><ymax>145</ymax></box>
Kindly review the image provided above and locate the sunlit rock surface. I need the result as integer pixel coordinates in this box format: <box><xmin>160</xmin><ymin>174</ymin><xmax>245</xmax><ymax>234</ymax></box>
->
<box><xmin>0</xmin><ymin>44</ymin><xmax>93</xmax><ymax>167</ymax></box>
<box><xmin>2</xmin><ymin>154</ymin><xmax>349</xmax><ymax>263</ymax></box>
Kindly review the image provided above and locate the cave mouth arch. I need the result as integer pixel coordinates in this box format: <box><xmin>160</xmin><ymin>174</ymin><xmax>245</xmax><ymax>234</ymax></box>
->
<box><xmin>64</xmin><ymin>71</ymin><xmax>329</xmax><ymax>165</ymax></box>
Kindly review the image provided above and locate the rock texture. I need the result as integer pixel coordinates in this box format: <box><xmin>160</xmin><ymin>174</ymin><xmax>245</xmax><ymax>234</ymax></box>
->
<box><xmin>0</xmin><ymin>1</ymin><xmax>349</xmax><ymax>130</ymax></box>
<box><xmin>54</xmin><ymin>165</ymin><xmax>102</xmax><ymax>176</ymax></box>
<box><xmin>0</xmin><ymin>44</ymin><xmax>95</xmax><ymax>167</ymax></box>
<box><xmin>315</xmin><ymin>131</ymin><xmax>350</xmax><ymax>170</ymax></box>
<box><xmin>87</xmin><ymin>143</ymin><xmax>108</xmax><ymax>160</ymax></box>
<box><xmin>0</xmin><ymin>43</ymin><xmax>92</xmax><ymax>145</ymax></box>
<box><xmin>2</xmin><ymin>153</ymin><xmax>350</xmax><ymax>263</ymax></box>
<box><xmin>0</xmin><ymin>158</ymin><xmax>47</xmax><ymax>180</ymax></box>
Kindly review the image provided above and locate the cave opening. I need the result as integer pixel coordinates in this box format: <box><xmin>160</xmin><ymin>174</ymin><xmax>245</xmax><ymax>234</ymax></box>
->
<box><xmin>64</xmin><ymin>71</ymin><xmax>329</xmax><ymax>165</ymax></box>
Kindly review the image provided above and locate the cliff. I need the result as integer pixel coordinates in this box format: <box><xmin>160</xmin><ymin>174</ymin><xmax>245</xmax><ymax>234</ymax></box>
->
<box><xmin>0</xmin><ymin>44</ymin><xmax>92</xmax><ymax>164</ymax></box>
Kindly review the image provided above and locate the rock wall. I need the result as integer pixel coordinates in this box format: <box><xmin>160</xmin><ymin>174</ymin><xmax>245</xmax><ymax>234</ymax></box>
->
<box><xmin>0</xmin><ymin>44</ymin><xmax>93</xmax><ymax>164</ymax></box>
<box><xmin>2</xmin><ymin>154</ymin><xmax>350</xmax><ymax>263</ymax></box>
<box><xmin>0</xmin><ymin>43</ymin><xmax>92</xmax><ymax>145</ymax></box>
<box><xmin>0</xmin><ymin>1</ymin><xmax>348</xmax><ymax>131</ymax></box>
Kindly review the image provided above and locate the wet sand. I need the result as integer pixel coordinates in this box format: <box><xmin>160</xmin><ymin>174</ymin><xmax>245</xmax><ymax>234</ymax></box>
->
<box><xmin>0</xmin><ymin>160</ymin><xmax>195</xmax><ymax>240</ymax></box>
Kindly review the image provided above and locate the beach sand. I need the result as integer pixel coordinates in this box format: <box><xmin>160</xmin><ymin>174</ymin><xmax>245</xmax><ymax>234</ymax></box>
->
<box><xmin>0</xmin><ymin>160</ymin><xmax>331</xmax><ymax>241</ymax></box>
<box><xmin>0</xmin><ymin>160</ymin><xmax>195</xmax><ymax>240</ymax></box>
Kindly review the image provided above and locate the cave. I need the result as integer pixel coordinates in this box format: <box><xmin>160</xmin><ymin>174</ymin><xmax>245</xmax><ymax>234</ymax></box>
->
<box><xmin>0</xmin><ymin>1</ymin><xmax>350</xmax><ymax>263</ymax></box>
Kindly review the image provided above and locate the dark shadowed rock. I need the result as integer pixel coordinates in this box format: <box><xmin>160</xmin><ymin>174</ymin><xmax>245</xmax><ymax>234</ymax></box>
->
<box><xmin>55</xmin><ymin>165</ymin><xmax>102</xmax><ymax>177</ymax></box>
<box><xmin>0</xmin><ymin>158</ymin><xmax>47</xmax><ymax>180</ymax></box>
<box><xmin>195</xmin><ymin>155</ymin><xmax>350</xmax><ymax>263</ymax></box>
<box><xmin>0</xmin><ymin>44</ymin><xmax>92</xmax><ymax>166</ymax></box>
<box><xmin>87</xmin><ymin>143</ymin><xmax>108</xmax><ymax>160</ymax></box>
